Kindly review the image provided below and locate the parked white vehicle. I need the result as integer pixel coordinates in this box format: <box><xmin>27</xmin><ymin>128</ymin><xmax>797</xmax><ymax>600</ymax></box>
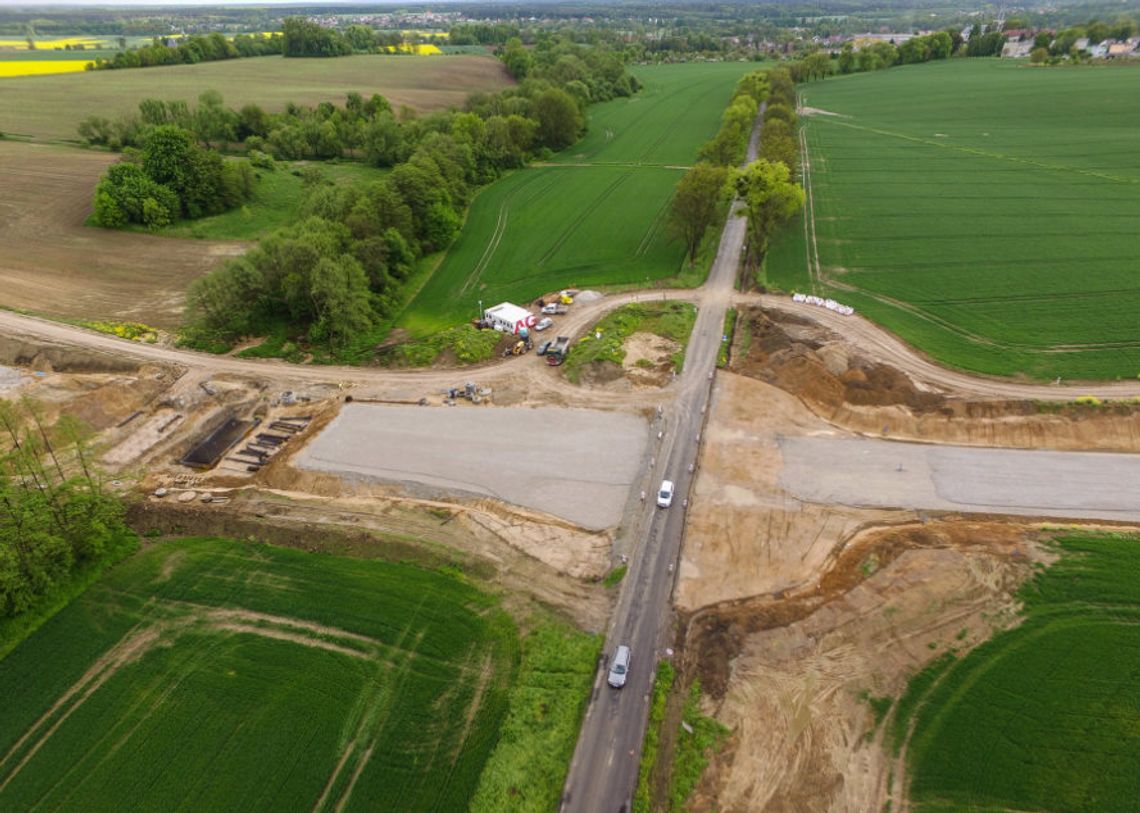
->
<box><xmin>535</xmin><ymin>317</ymin><xmax>554</xmax><ymax>331</ymax></box>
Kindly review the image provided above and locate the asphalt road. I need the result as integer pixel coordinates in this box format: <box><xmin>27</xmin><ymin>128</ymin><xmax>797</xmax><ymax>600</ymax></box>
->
<box><xmin>557</xmin><ymin>113</ymin><xmax>759</xmax><ymax>813</ymax></box>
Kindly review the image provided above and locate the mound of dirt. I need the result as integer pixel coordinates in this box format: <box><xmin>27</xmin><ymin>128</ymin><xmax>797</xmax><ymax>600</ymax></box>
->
<box><xmin>733</xmin><ymin>307</ymin><xmax>1140</xmax><ymax>452</ymax></box>
<box><xmin>576</xmin><ymin>360</ymin><xmax>626</xmax><ymax>388</ymax></box>
<box><xmin>735</xmin><ymin>308</ymin><xmax>945</xmax><ymax>413</ymax></box>
<box><xmin>622</xmin><ymin>331</ymin><xmax>679</xmax><ymax>388</ymax></box>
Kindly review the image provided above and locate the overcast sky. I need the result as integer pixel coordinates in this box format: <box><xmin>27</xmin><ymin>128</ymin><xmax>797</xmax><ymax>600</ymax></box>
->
<box><xmin>0</xmin><ymin>1</ymin><xmax>426</xmax><ymax>7</ymax></box>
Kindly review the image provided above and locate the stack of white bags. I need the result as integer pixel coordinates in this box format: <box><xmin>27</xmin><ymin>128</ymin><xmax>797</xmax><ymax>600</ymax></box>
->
<box><xmin>791</xmin><ymin>292</ymin><xmax>855</xmax><ymax>316</ymax></box>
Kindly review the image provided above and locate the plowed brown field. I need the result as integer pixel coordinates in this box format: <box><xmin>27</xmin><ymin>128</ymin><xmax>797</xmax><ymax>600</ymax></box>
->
<box><xmin>0</xmin><ymin>141</ymin><xmax>244</xmax><ymax>326</ymax></box>
<box><xmin>0</xmin><ymin>54</ymin><xmax>512</xmax><ymax>143</ymax></box>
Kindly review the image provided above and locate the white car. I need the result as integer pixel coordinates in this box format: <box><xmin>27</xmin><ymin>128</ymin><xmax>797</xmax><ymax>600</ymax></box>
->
<box><xmin>657</xmin><ymin>480</ymin><xmax>675</xmax><ymax>508</ymax></box>
<box><xmin>608</xmin><ymin>645</ymin><xmax>631</xmax><ymax>688</ymax></box>
<box><xmin>535</xmin><ymin>317</ymin><xmax>554</xmax><ymax>331</ymax></box>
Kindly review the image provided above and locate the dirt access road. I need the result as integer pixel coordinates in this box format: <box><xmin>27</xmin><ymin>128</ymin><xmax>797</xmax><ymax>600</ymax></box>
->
<box><xmin>0</xmin><ymin>142</ymin><xmax>244</xmax><ymax>327</ymax></box>
<box><xmin>3</xmin><ymin>283</ymin><xmax>1140</xmax><ymax>410</ymax></box>
<box><xmin>741</xmin><ymin>293</ymin><xmax>1140</xmax><ymax>400</ymax></box>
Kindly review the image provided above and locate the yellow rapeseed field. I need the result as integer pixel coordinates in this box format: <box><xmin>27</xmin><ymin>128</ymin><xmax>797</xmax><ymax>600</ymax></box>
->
<box><xmin>0</xmin><ymin>60</ymin><xmax>93</xmax><ymax>78</ymax></box>
<box><xmin>384</xmin><ymin>43</ymin><xmax>443</xmax><ymax>55</ymax></box>
<box><xmin>0</xmin><ymin>37</ymin><xmax>106</xmax><ymax>48</ymax></box>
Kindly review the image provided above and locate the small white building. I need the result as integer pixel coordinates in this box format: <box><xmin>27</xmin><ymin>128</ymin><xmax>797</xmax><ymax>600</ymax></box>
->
<box><xmin>483</xmin><ymin>302</ymin><xmax>536</xmax><ymax>334</ymax></box>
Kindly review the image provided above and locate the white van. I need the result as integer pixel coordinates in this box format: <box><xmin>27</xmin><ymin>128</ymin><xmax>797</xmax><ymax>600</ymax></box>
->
<box><xmin>657</xmin><ymin>480</ymin><xmax>675</xmax><ymax>508</ymax></box>
<box><xmin>608</xmin><ymin>645</ymin><xmax>631</xmax><ymax>688</ymax></box>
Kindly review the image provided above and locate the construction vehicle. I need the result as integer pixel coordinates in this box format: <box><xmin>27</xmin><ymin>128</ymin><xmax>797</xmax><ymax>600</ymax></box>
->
<box><xmin>445</xmin><ymin>381</ymin><xmax>491</xmax><ymax>404</ymax></box>
<box><xmin>503</xmin><ymin>340</ymin><xmax>530</xmax><ymax>357</ymax></box>
<box><xmin>541</xmin><ymin>304</ymin><xmax>569</xmax><ymax>315</ymax></box>
<box><xmin>546</xmin><ymin>336</ymin><xmax>571</xmax><ymax>366</ymax></box>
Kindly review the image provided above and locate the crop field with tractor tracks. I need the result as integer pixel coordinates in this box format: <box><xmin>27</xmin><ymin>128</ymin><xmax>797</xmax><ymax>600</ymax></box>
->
<box><xmin>0</xmin><ymin>537</ymin><xmax>518</xmax><ymax>812</ymax></box>
<box><xmin>399</xmin><ymin>62</ymin><xmax>757</xmax><ymax>334</ymax></box>
<box><xmin>766</xmin><ymin>59</ymin><xmax>1140</xmax><ymax>380</ymax></box>
<box><xmin>897</xmin><ymin>533</ymin><xmax>1140</xmax><ymax>813</ymax></box>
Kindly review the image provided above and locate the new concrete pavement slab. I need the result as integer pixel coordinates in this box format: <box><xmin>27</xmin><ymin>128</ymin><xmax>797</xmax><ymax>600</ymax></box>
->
<box><xmin>779</xmin><ymin>437</ymin><xmax>1140</xmax><ymax>522</ymax></box>
<box><xmin>296</xmin><ymin>403</ymin><xmax>647</xmax><ymax>530</ymax></box>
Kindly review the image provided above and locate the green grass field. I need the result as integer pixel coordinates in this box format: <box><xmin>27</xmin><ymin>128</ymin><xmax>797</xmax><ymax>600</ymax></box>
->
<box><xmin>0</xmin><ymin>537</ymin><xmax>519</xmax><ymax>812</ymax></box>
<box><xmin>398</xmin><ymin>62</ymin><xmax>757</xmax><ymax>333</ymax></box>
<box><xmin>151</xmin><ymin>161</ymin><xmax>388</xmax><ymax>241</ymax></box>
<box><xmin>0</xmin><ymin>54</ymin><xmax>511</xmax><ymax>143</ymax></box>
<box><xmin>897</xmin><ymin>533</ymin><xmax>1140</xmax><ymax>812</ymax></box>
<box><xmin>768</xmin><ymin>60</ymin><xmax>1140</xmax><ymax>380</ymax></box>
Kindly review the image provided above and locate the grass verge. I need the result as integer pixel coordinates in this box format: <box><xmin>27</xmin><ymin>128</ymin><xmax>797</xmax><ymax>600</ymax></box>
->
<box><xmin>633</xmin><ymin>660</ymin><xmax>676</xmax><ymax>813</ymax></box>
<box><xmin>470</xmin><ymin>621</ymin><xmax>601</xmax><ymax>813</ymax></box>
<box><xmin>718</xmin><ymin>307</ymin><xmax>736</xmax><ymax>368</ymax></box>
<box><xmin>603</xmin><ymin>564</ymin><xmax>628</xmax><ymax>588</ymax></box>
<box><xmin>668</xmin><ymin>679</ymin><xmax>730</xmax><ymax>811</ymax></box>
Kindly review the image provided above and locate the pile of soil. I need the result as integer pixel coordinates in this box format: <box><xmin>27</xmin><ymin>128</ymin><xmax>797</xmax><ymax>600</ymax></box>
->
<box><xmin>734</xmin><ymin>308</ymin><xmax>945</xmax><ymax>413</ymax></box>
<box><xmin>733</xmin><ymin>307</ymin><xmax>1140</xmax><ymax>452</ymax></box>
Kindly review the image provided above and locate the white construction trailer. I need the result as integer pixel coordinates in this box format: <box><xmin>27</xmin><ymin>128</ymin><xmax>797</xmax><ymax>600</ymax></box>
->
<box><xmin>483</xmin><ymin>302</ymin><xmax>537</xmax><ymax>334</ymax></box>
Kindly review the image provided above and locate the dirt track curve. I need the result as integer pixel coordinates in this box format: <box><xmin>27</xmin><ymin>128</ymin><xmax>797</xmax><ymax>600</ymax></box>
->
<box><xmin>4</xmin><ymin>287</ymin><xmax>1140</xmax><ymax>405</ymax></box>
<box><xmin>741</xmin><ymin>294</ymin><xmax>1140</xmax><ymax>401</ymax></box>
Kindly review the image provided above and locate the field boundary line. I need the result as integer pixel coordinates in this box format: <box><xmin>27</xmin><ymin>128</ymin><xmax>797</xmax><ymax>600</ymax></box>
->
<box><xmin>799</xmin><ymin>119</ymin><xmax>823</xmax><ymax>295</ymax></box>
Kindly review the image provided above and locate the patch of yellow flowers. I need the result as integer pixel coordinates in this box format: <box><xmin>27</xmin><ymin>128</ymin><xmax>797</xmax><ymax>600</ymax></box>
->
<box><xmin>384</xmin><ymin>43</ymin><xmax>443</xmax><ymax>55</ymax></box>
<box><xmin>80</xmin><ymin>321</ymin><xmax>160</xmax><ymax>343</ymax></box>
<box><xmin>0</xmin><ymin>37</ymin><xmax>106</xmax><ymax>48</ymax></box>
<box><xmin>0</xmin><ymin>60</ymin><xmax>93</xmax><ymax>78</ymax></box>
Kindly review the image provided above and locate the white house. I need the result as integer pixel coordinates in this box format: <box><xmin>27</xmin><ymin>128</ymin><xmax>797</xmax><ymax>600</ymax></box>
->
<box><xmin>483</xmin><ymin>302</ymin><xmax>536</xmax><ymax>334</ymax></box>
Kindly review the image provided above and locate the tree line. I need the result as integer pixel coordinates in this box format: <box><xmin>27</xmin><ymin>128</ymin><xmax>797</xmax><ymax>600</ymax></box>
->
<box><xmin>737</xmin><ymin>67</ymin><xmax>805</xmax><ymax>278</ymax></box>
<box><xmin>84</xmin><ymin>17</ymin><xmax>447</xmax><ymax>74</ymax></box>
<box><xmin>88</xmin><ymin>32</ymin><xmax>281</xmax><ymax>71</ymax></box>
<box><xmin>180</xmin><ymin>37</ymin><xmax>639</xmax><ymax>353</ymax></box>
<box><xmin>670</xmin><ymin>70</ymin><xmax>767</xmax><ymax>265</ymax></box>
<box><xmin>76</xmin><ymin>38</ymin><xmax>618</xmax><ymax>164</ymax></box>
<box><xmin>668</xmin><ymin>66</ymin><xmax>805</xmax><ymax>286</ymax></box>
<box><xmin>0</xmin><ymin>402</ymin><xmax>132</xmax><ymax>619</ymax></box>
<box><xmin>280</xmin><ymin>17</ymin><xmax>443</xmax><ymax>58</ymax></box>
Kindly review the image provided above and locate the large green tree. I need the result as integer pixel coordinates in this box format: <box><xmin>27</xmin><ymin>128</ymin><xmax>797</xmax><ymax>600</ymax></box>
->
<box><xmin>735</xmin><ymin>159</ymin><xmax>805</xmax><ymax>280</ymax></box>
<box><xmin>669</xmin><ymin>163</ymin><xmax>730</xmax><ymax>264</ymax></box>
<box><xmin>532</xmin><ymin>88</ymin><xmax>583</xmax><ymax>151</ymax></box>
